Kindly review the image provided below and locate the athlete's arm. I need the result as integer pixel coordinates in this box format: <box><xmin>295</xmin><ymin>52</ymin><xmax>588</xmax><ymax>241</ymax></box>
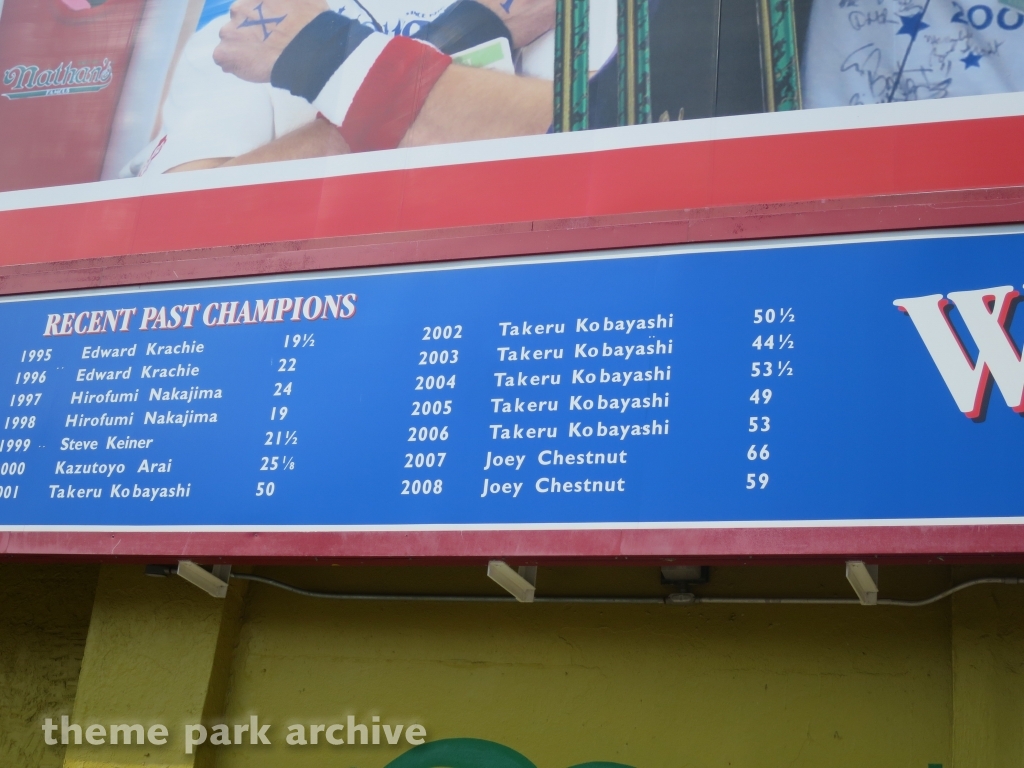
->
<box><xmin>402</xmin><ymin>0</ymin><xmax>555</xmax><ymax>144</ymax></box>
<box><xmin>400</xmin><ymin>64</ymin><xmax>552</xmax><ymax>147</ymax></box>
<box><xmin>167</xmin><ymin>115</ymin><xmax>349</xmax><ymax>172</ymax></box>
<box><xmin>167</xmin><ymin>159</ymin><xmax>229</xmax><ymax>173</ymax></box>
<box><xmin>213</xmin><ymin>0</ymin><xmax>553</xmax><ymax>152</ymax></box>
<box><xmin>168</xmin><ymin>60</ymin><xmax>552</xmax><ymax>171</ymax></box>
<box><xmin>213</xmin><ymin>0</ymin><xmax>555</xmax><ymax>81</ymax></box>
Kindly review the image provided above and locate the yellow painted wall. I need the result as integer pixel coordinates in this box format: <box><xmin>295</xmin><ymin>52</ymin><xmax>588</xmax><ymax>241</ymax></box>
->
<box><xmin>212</xmin><ymin>565</ymin><xmax>955</xmax><ymax>768</ymax></box>
<box><xmin>0</xmin><ymin>564</ymin><xmax>98</xmax><ymax>768</ymax></box>
<box><xmin>951</xmin><ymin>566</ymin><xmax>1024</xmax><ymax>768</ymax></box>
<box><xmin>3</xmin><ymin>562</ymin><xmax>1023</xmax><ymax>768</ymax></box>
<box><xmin>60</xmin><ymin>564</ymin><xmax>245</xmax><ymax>768</ymax></box>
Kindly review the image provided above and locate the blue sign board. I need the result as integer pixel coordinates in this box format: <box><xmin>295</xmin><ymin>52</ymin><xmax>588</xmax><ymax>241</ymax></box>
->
<box><xmin>1</xmin><ymin>228</ymin><xmax>1022</xmax><ymax>529</ymax></box>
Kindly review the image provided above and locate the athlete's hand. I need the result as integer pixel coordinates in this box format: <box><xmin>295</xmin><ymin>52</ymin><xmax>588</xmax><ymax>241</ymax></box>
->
<box><xmin>213</xmin><ymin>0</ymin><xmax>328</xmax><ymax>83</ymax></box>
<box><xmin>475</xmin><ymin>0</ymin><xmax>556</xmax><ymax>49</ymax></box>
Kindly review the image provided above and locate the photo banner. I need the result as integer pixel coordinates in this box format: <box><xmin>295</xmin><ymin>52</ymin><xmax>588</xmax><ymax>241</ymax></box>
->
<box><xmin>1</xmin><ymin>0</ymin><xmax>1023</xmax><ymax>193</ymax></box>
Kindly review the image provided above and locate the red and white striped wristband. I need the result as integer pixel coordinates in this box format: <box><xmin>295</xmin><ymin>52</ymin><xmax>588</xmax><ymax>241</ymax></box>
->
<box><xmin>313</xmin><ymin>35</ymin><xmax>452</xmax><ymax>153</ymax></box>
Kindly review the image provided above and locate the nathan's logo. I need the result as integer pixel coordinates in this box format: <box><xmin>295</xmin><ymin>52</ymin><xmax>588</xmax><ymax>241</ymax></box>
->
<box><xmin>2</xmin><ymin>59</ymin><xmax>112</xmax><ymax>100</ymax></box>
<box><xmin>895</xmin><ymin>286</ymin><xmax>1024</xmax><ymax>420</ymax></box>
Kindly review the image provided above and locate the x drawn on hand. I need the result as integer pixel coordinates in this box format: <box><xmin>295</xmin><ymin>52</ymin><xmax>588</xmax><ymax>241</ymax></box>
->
<box><xmin>239</xmin><ymin>2</ymin><xmax>287</xmax><ymax>40</ymax></box>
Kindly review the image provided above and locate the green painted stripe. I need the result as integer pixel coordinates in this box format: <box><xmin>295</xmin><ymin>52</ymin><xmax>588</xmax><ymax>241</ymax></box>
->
<box><xmin>636</xmin><ymin>0</ymin><xmax>651</xmax><ymax>124</ymax></box>
<box><xmin>765</xmin><ymin>0</ymin><xmax>802</xmax><ymax>111</ymax></box>
<box><xmin>2</xmin><ymin>84</ymin><xmax>108</xmax><ymax>99</ymax></box>
<box><xmin>554</xmin><ymin>0</ymin><xmax>590</xmax><ymax>132</ymax></box>
<box><xmin>616</xmin><ymin>0</ymin><xmax>652</xmax><ymax>126</ymax></box>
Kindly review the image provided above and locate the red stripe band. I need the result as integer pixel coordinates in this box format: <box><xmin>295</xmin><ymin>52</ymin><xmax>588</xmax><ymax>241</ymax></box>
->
<box><xmin>4</xmin><ymin>525</ymin><xmax>1024</xmax><ymax>561</ymax></box>
<box><xmin>340</xmin><ymin>36</ymin><xmax>452</xmax><ymax>153</ymax></box>
<box><xmin>2</xmin><ymin>116</ymin><xmax>1024</xmax><ymax>267</ymax></box>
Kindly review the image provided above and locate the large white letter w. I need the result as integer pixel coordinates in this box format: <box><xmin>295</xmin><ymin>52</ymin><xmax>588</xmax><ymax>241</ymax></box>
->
<box><xmin>894</xmin><ymin>286</ymin><xmax>1024</xmax><ymax>418</ymax></box>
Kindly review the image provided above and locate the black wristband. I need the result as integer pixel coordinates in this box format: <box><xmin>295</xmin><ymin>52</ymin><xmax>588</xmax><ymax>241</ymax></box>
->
<box><xmin>270</xmin><ymin>11</ymin><xmax>372</xmax><ymax>102</ymax></box>
<box><xmin>413</xmin><ymin>0</ymin><xmax>513</xmax><ymax>55</ymax></box>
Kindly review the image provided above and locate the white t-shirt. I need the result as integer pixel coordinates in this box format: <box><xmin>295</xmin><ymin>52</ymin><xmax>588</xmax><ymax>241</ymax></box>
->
<box><xmin>517</xmin><ymin>0</ymin><xmax>618</xmax><ymax>80</ymax></box>
<box><xmin>803</xmin><ymin>0</ymin><xmax>1024</xmax><ymax>106</ymax></box>
<box><xmin>126</xmin><ymin>0</ymin><xmax>618</xmax><ymax>176</ymax></box>
<box><xmin>126</xmin><ymin>0</ymin><xmax>456</xmax><ymax>176</ymax></box>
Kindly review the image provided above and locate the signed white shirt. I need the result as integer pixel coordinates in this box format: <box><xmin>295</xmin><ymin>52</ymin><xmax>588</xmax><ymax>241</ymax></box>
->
<box><xmin>803</xmin><ymin>0</ymin><xmax>1024</xmax><ymax>106</ymax></box>
<box><xmin>125</xmin><ymin>0</ymin><xmax>617</xmax><ymax>176</ymax></box>
<box><xmin>126</xmin><ymin>0</ymin><xmax>455</xmax><ymax>176</ymax></box>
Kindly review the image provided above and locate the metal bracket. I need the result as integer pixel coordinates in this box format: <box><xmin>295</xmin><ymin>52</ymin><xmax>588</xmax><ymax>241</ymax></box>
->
<box><xmin>660</xmin><ymin>565</ymin><xmax>709</xmax><ymax>587</ymax></box>
<box><xmin>176</xmin><ymin>560</ymin><xmax>231</xmax><ymax>598</ymax></box>
<box><xmin>846</xmin><ymin>561</ymin><xmax>879</xmax><ymax>605</ymax></box>
<box><xmin>517</xmin><ymin>566</ymin><xmax>538</xmax><ymax>587</ymax></box>
<box><xmin>487</xmin><ymin>561</ymin><xmax>536</xmax><ymax>603</ymax></box>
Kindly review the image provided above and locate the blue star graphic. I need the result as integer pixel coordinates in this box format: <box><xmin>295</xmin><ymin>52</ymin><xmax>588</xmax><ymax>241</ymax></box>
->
<box><xmin>896</xmin><ymin>11</ymin><xmax>929</xmax><ymax>37</ymax></box>
<box><xmin>961</xmin><ymin>51</ymin><xmax>982</xmax><ymax>68</ymax></box>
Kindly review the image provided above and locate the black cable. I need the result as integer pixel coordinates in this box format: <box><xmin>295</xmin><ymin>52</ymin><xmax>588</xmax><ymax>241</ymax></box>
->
<box><xmin>231</xmin><ymin>572</ymin><xmax>665</xmax><ymax>603</ymax></box>
<box><xmin>231</xmin><ymin>572</ymin><xmax>1024</xmax><ymax>607</ymax></box>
